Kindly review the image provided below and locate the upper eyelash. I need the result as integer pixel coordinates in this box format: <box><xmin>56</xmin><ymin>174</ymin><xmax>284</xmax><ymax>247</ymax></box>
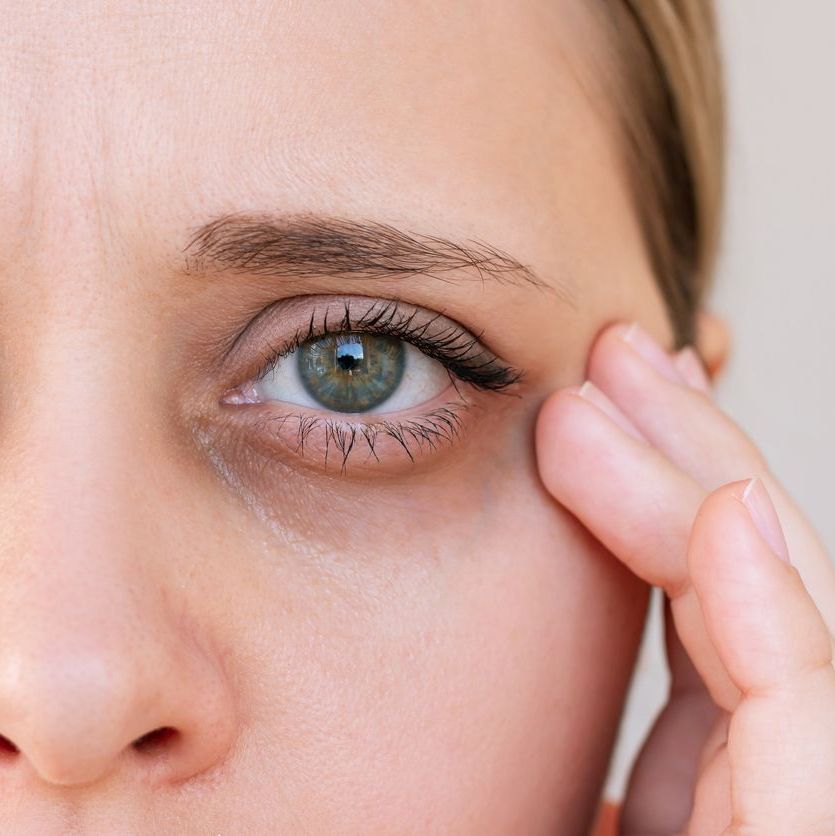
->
<box><xmin>250</xmin><ymin>296</ymin><xmax>525</xmax><ymax>395</ymax></box>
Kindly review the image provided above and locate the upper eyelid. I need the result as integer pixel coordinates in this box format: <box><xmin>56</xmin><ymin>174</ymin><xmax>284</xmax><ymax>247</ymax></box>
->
<box><xmin>222</xmin><ymin>294</ymin><xmax>525</xmax><ymax>394</ymax></box>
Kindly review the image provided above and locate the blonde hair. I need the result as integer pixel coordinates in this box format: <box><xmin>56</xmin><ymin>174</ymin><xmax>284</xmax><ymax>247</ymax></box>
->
<box><xmin>600</xmin><ymin>1</ymin><xmax>725</xmax><ymax>348</ymax></box>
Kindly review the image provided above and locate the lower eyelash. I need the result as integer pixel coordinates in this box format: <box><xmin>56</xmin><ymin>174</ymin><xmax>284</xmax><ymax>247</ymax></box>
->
<box><xmin>251</xmin><ymin>402</ymin><xmax>469</xmax><ymax>474</ymax></box>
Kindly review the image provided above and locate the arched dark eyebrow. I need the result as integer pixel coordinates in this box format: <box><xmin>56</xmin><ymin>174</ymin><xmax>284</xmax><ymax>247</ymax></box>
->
<box><xmin>179</xmin><ymin>211</ymin><xmax>573</xmax><ymax>303</ymax></box>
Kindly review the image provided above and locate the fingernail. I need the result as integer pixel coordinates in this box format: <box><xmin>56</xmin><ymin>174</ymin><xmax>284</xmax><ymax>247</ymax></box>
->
<box><xmin>577</xmin><ymin>381</ymin><xmax>646</xmax><ymax>442</ymax></box>
<box><xmin>621</xmin><ymin>321</ymin><xmax>687</xmax><ymax>385</ymax></box>
<box><xmin>742</xmin><ymin>476</ymin><xmax>791</xmax><ymax>563</ymax></box>
<box><xmin>673</xmin><ymin>346</ymin><xmax>713</xmax><ymax>395</ymax></box>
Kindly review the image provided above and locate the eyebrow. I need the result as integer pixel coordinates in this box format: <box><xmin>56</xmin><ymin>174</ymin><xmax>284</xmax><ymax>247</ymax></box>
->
<box><xmin>179</xmin><ymin>211</ymin><xmax>573</xmax><ymax>303</ymax></box>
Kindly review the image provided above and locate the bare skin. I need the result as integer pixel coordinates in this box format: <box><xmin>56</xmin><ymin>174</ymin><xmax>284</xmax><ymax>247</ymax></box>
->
<box><xmin>0</xmin><ymin>1</ymin><xmax>675</xmax><ymax>832</ymax></box>
<box><xmin>0</xmin><ymin>0</ymin><xmax>827</xmax><ymax>834</ymax></box>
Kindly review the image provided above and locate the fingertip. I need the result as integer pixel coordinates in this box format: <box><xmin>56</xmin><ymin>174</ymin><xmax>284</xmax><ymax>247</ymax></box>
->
<box><xmin>688</xmin><ymin>479</ymin><xmax>831</xmax><ymax>695</ymax></box>
<box><xmin>673</xmin><ymin>346</ymin><xmax>713</xmax><ymax>395</ymax></box>
<box><xmin>741</xmin><ymin>476</ymin><xmax>791</xmax><ymax>564</ymax></box>
<box><xmin>533</xmin><ymin>385</ymin><xmax>631</xmax><ymax>503</ymax></box>
<box><xmin>692</xmin><ymin>477</ymin><xmax>791</xmax><ymax>572</ymax></box>
<box><xmin>533</xmin><ymin>386</ymin><xmax>583</xmax><ymax>490</ymax></box>
<box><xmin>575</xmin><ymin>380</ymin><xmax>647</xmax><ymax>442</ymax></box>
<box><xmin>534</xmin><ymin>381</ymin><xmax>646</xmax><ymax>464</ymax></box>
<box><xmin>587</xmin><ymin>320</ymin><xmax>683</xmax><ymax>390</ymax></box>
<box><xmin>533</xmin><ymin>386</ymin><xmax>566</xmax><ymax>444</ymax></box>
<box><xmin>687</xmin><ymin>478</ymin><xmax>780</xmax><ymax>592</ymax></box>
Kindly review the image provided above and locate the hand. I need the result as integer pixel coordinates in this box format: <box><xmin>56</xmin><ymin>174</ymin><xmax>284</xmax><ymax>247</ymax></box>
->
<box><xmin>534</xmin><ymin>320</ymin><xmax>835</xmax><ymax>835</ymax></box>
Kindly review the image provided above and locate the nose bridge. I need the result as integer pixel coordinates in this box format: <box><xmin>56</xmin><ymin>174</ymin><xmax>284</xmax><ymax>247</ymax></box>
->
<box><xmin>0</xmin><ymin>324</ymin><xmax>156</xmax><ymax>766</ymax></box>
<box><xmin>0</xmin><ymin>313</ymin><xmax>236</xmax><ymax>787</ymax></box>
<box><xmin>0</xmin><ymin>379</ymin><xmax>154</xmax><ymax>675</ymax></box>
<box><xmin>0</xmin><ymin>315</ymin><xmax>151</xmax><ymax>579</ymax></box>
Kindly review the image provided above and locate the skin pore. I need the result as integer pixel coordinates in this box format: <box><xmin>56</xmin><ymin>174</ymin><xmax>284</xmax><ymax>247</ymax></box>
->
<box><xmin>0</xmin><ymin>0</ymin><xmax>726</xmax><ymax>832</ymax></box>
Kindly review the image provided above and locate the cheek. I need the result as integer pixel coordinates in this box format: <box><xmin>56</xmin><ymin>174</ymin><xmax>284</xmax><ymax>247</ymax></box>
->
<box><xmin>205</xmin><ymin>462</ymin><xmax>648</xmax><ymax>832</ymax></box>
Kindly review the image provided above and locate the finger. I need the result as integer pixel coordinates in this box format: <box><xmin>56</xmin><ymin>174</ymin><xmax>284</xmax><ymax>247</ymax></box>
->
<box><xmin>586</xmin><ymin>320</ymin><xmax>835</xmax><ymax>633</ymax></box>
<box><xmin>620</xmin><ymin>685</ymin><xmax>720</xmax><ymax>835</ymax></box>
<box><xmin>573</xmin><ymin>379</ymin><xmax>646</xmax><ymax>443</ymax></box>
<box><xmin>620</xmin><ymin>598</ymin><xmax>722</xmax><ymax>834</ymax></box>
<box><xmin>689</xmin><ymin>477</ymin><xmax>832</xmax><ymax>694</ymax></box>
<box><xmin>544</xmin><ymin>377</ymin><xmax>740</xmax><ymax>817</ymax></box>
<box><xmin>535</xmin><ymin>385</ymin><xmax>703</xmax><ymax>592</ymax></box>
<box><xmin>686</xmin><ymin>741</ymin><xmax>732</xmax><ymax>836</ymax></box>
<box><xmin>587</xmin><ymin>320</ymin><xmax>768</xmax><ymax>485</ymax></box>
<box><xmin>684</xmin><ymin>711</ymin><xmax>732</xmax><ymax>836</ymax></box>
<box><xmin>694</xmin><ymin>710</ymin><xmax>730</xmax><ymax>780</ymax></box>
<box><xmin>535</xmin><ymin>387</ymin><xmax>737</xmax><ymax>702</ymax></box>
<box><xmin>672</xmin><ymin>345</ymin><xmax>712</xmax><ymax>396</ymax></box>
<box><xmin>688</xmin><ymin>477</ymin><xmax>835</xmax><ymax>830</ymax></box>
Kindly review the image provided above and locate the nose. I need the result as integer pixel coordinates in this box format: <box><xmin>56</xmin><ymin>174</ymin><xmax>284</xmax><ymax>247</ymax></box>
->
<box><xmin>0</xmin><ymin>344</ymin><xmax>236</xmax><ymax>788</ymax></box>
<box><xmin>0</xmin><ymin>619</ymin><xmax>234</xmax><ymax>787</ymax></box>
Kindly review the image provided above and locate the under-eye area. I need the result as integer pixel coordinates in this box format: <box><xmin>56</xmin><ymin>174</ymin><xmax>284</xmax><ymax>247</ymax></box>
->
<box><xmin>216</xmin><ymin>294</ymin><xmax>525</xmax><ymax>474</ymax></box>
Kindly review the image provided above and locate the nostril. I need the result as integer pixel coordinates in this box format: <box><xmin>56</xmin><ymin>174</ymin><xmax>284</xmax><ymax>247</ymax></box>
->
<box><xmin>132</xmin><ymin>726</ymin><xmax>179</xmax><ymax>755</ymax></box>
<box><xmin>0</xmin><ymin>734</ymin><xmax>18</xmax><ymax>756</ymax></box>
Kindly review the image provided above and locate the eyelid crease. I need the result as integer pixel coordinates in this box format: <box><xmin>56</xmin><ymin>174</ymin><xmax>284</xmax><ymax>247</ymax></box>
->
<box><xmin>239</xmin><ymin>295</ymin><xmax>526</xmax><ymax>398</ymax></box>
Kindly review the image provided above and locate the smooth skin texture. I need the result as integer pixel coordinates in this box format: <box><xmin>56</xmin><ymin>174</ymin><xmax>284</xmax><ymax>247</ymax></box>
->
<box><xmin>538</xmin><ymin>322</ymin><xmax>835</xmax><ymax>834</ymax></box>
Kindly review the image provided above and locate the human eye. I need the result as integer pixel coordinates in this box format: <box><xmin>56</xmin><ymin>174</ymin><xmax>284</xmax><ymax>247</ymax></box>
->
<box><xmin>217</xmin><ymin>295</ymin><xmax>523</xmax><ymax>474</ymax></box>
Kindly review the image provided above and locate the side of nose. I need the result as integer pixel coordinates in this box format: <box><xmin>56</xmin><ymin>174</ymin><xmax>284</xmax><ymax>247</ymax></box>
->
<box><xmin>0</xmin><ymin>363</ymin><xmax>237</xmax><ymax>788</ymax></box>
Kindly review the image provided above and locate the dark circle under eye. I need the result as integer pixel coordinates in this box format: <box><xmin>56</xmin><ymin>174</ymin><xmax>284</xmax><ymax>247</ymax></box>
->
<box><xmin>297</xmin><ymin>332</ymin><xmax>406</xmax><ymax>412</ymax></box>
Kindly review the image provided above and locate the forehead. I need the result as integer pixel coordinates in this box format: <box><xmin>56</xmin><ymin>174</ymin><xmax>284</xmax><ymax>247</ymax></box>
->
<box><xmin>0</xmin><ymin>0</ymin><xmax>641</xmax><ymax>310</ymax></box>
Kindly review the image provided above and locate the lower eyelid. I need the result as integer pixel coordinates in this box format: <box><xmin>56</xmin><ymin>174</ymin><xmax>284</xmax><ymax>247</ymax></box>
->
<box><xmin>223</xmin><ymin>393</ymin><xmax>477</xmax><ymax>476</ymax></box>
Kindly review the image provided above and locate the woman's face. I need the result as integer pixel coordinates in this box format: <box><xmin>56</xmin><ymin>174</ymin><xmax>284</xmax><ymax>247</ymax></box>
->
<box><xmin>0</xmin><ymin>1</ymin><xmax>674</xmax><ymax>831</ymax></box>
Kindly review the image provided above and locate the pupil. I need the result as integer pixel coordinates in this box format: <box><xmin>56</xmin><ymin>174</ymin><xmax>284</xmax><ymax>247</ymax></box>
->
<box><xmin>336</xmin><ymin>341</ymin><xmax>364</xmax><ymax>372</ymax></box>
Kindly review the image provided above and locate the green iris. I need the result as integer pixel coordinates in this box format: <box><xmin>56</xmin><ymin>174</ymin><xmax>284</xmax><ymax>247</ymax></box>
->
<box><xmin>297</xmin><ymin>332</ymin><xmax>406</xmax><ymax>412</ymax></box>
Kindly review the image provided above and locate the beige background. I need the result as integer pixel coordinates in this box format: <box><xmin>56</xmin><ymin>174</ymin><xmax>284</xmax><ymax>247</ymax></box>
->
<box><xmin>604</xmin><ymin>1</ymin><xmax>835</xmax><ymax>800</ymax></box>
